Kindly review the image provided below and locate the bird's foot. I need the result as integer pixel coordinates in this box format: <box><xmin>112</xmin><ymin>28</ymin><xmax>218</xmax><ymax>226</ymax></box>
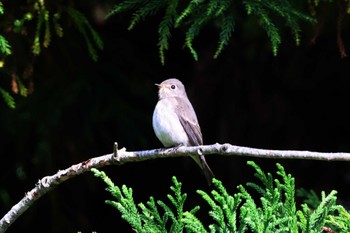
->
<box><xmin>165</xmin><ymin>144</ymin><xmax>184</xmax><ymax>153</ymax></box>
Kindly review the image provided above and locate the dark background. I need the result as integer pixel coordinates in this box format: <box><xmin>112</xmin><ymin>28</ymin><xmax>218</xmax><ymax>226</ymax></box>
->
<box><xmin>1</xmin><ymin>1</ymin><xmax>350</xmax><ymax>232</ymax></box>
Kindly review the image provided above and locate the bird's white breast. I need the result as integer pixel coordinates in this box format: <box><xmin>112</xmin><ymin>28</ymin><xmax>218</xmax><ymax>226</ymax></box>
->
<box><xmin>152</xmin><ymin>98</ymin><xmax>189</xmax><ymax>147</ymax></box>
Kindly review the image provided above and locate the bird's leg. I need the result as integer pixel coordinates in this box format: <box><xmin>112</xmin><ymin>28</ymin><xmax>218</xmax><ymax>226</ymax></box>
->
<box><xmin>173</xmin><ymin>143</ymin><xmax>184</xmax><ymax>149</ymax></box>
<box><xmin>165</xmin><ymin>144</ymin><xmax>184</xmax><ymax>153</ymax></box>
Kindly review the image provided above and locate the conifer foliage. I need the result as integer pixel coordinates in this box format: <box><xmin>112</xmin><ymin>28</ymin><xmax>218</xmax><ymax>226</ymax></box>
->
<box><xmin>108</xmin><ymin>0</ymin><xmax>316</xmax><ymax>64</ymax></box>
<box><xmin>0</xmin><ymin>1</ymin><xmax>103</xmax><ymax>108</ymax></box>
<box><xmin>92</xmin><ymin>162</ymin><xmax>349</xmax><ymax>232</ymax></box>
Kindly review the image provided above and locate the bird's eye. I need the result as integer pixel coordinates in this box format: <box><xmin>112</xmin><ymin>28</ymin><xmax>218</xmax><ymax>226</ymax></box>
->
<box><xmin>171</xmin><ymin>85</ymin><xmax>176</xmax><ymax>89</ymax></box>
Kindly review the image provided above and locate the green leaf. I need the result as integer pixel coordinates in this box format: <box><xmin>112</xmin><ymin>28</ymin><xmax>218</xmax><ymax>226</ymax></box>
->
<box><xmin>0</xmin><ymin>35</ymin><xmax>11</xmax><ymax>55</ymax></box>
<box><xmin>0</xmin><ymin>87</ymin><xmax>15</xmax><ymax>109</ymax></box>
<box><xmin>66</xmin><ymin>7</ymin><xmax>104</xmax><ymax>61</ymax></box>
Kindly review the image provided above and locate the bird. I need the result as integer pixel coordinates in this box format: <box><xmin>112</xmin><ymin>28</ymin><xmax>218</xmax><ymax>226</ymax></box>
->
<box><xmin>152</xmin><ymin>78</ymin><xmax>214</xmax><ymax>185</ymax></box>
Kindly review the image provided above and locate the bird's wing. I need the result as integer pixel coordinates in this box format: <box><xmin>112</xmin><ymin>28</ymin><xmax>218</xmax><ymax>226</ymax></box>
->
<box><xmin>175</xmin><ymin>97</ymin><xmax>203</xmax><ymax>146</ymax></box>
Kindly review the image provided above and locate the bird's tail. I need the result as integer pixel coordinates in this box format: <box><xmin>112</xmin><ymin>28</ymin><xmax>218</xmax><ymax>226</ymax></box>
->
<box><xmin>192</xmin><ymin>152</ymin><xmax>215</xmax><ymax>185</ymax></box>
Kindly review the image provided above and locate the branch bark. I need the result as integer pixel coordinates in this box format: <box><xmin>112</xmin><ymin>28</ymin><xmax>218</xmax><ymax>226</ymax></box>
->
<box><xmin>1</xmin><ymin>142</ymin><xmax>350</xmax><ymax>232</ymax></box>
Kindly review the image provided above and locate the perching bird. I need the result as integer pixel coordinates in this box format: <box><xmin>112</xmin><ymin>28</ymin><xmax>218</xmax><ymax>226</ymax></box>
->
<box><xmin>152</xmin><ymin>78</ymin><xmax>214</xmax><ymax>185</ymax></box>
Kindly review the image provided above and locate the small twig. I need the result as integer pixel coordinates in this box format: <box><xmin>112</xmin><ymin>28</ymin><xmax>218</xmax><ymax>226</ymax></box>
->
<box><xmin>336</xmin><ymin>0</ymin><xmax>347</xmax><ymax>58</ymax></box>
<box><xmin>1</xmin><ymin>142</ymin><xmax>350</xmax><ymax>232</ymax></box>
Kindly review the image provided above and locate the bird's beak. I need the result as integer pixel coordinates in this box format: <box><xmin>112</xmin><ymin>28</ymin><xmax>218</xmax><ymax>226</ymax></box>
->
<box><xmin>155</xmin><ymin>83</ymin><xmax>161</xmax><ymax>89</ymax></box>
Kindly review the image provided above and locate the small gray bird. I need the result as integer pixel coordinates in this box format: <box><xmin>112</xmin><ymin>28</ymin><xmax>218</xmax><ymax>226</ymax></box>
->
<box><xmin>152</xmin><ymin>78</ymin><xmax>214</xmax><ymax>185</ymax></box>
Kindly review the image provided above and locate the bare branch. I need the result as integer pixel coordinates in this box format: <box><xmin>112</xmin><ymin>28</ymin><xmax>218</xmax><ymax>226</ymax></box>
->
<box><xmin>1</xmin><ymin>142</ymin><xmax>350</xmax><ymax>232</ymax></box>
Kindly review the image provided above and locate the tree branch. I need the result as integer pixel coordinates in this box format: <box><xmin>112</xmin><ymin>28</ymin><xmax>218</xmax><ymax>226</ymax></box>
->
<box><xmin>1</xmin><ymin>142</ymin><xmax>350</xmax><ymax>232</ymax></box>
